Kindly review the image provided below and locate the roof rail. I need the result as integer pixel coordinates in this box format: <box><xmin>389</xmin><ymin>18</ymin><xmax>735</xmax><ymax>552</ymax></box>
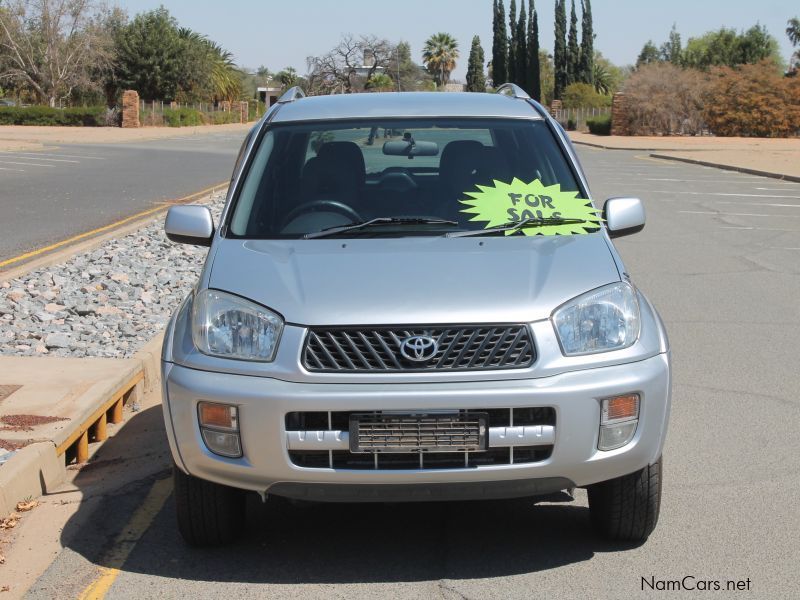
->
<box><xmin>495</xmin><ymin>83</ymin><xmax>531</xmax><ymax>100</ymax></box>
<box><xmin>277</xmin><ymin>86</ymin><xmax>306</xmax><ymax>103</ymax></box>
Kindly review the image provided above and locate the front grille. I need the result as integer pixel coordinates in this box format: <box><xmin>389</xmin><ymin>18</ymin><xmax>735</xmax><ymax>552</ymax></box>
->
<box><xmin>303</xmin><ymin>325</ymin><xmax>535</xmax><ymax>372</ymax></box>
<box><xmin>351</xmin><ymin>412</ymin><xmax>487</xmax><ymax>453</ymax></box>
<box><xmin>286</xmin><ymin>408</ymin><xmax>555</xmax><ymax>470</ymax></box>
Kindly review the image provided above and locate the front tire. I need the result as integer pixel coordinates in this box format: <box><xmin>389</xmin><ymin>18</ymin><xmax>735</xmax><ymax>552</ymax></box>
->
<box><xmin>173</xmin><ymin>464</ymin><xmax>245</xmax><ymax>546</ymax></box>
<box><xmin>587</xmin><ymin>456</ymin><xmax>662</xmax><ymax>542</ymax></box>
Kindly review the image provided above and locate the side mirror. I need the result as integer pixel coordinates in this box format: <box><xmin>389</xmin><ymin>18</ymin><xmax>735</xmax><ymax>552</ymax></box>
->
<box><xmin>603</xmin><ymin>197</ymin><xmax>645</xmax><ymax>239</ymax></box>
<box><xmin>165</xmin><ymin>205</ymin><xmax>214</xmax><ymax>247</ymax></box>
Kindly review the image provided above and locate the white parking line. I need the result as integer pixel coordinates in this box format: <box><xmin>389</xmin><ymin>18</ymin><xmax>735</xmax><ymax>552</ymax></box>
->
<box><xmin>11</xmin><ymin>151</ymin><xmax>105</xmax><ymax>160</ymax></box>
<box><xmin>2</xmin><ymin>155</ymin><xmax>79</xmax><ymax>163</ymax></box>
<box><xmin>651</xmin><ymin>190</ymin><xmax>800</xmax><ymax>199</ymax></box>
<box><xmin>681</xmin><ymin>210</ymin><xmax>800</xmax><ymax>218</ymax></box>
<box><xmin>0</xmin><ymin>166</ymin><xmax>25</xmax><ymax>172</ymax></box>
<box><xmin>714</xmin><ymin>201</ymin><xmax>800</xmax><ymax>208</ymax></box>
<box><xmin>0</xmin><ymin>159</ymin><xmax>55</xmax><ymax>167</ymax></box>
<box><xmin>720</xmin><ymin>226</ymin><xmax>800</xmax><ymax>232</ymax></box>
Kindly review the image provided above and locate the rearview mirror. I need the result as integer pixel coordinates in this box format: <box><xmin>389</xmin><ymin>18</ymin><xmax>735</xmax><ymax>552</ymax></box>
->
<box><xmin>165</xmin><ymin>205</ymin><xmax>214</xmax><ymax>246</ymax></box>
<box><xmin>383</xmin><ymin>139</ymin><xmax>439</xmax><ymax>157</ymax></box>
<box><xmin>603</xmin><ymin>197</ymin><xmax>645</xmax><ymax>239</ymax></box>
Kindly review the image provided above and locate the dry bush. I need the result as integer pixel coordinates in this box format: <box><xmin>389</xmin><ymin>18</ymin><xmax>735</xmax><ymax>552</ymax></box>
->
<box><xmin>622</xmin><ymin>63</ymin><xmax>708</xmax><ymax>135</ymax></box>
<box><xmin>703</xmin><ymin>61</ymin><xmax>800</xmax><ymax>137</ymax></box>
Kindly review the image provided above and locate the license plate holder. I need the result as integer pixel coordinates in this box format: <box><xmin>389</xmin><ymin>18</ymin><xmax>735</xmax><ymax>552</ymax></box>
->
<box><xmin>349</xmin><ymin>412</ymin><xmax>488</xmax><ymax>454</ymax></box>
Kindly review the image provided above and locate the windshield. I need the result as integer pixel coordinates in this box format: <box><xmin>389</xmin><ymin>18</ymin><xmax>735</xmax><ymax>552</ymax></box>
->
<box><xmin>228</xmin><ymin>118</ymin><xmax>598</xmax><ymax>239</ymax></box>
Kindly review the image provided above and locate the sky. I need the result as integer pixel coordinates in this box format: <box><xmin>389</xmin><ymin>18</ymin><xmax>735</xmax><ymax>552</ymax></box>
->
<box><xmin>115</xmin><ymin>0</ymin><xmax>798</xmax><ymax>80</ymax></box>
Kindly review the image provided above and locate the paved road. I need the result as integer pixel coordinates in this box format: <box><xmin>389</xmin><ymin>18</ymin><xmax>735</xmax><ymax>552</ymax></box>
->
<box><xmin>0</xmin><ymin>130</ymin><xmax>246</xmax><ymax>263</ymax></box>
<box><xmin>22</xmin><ymin>148</ymin><xmax>800</xmax><ymax>599</ymax></box>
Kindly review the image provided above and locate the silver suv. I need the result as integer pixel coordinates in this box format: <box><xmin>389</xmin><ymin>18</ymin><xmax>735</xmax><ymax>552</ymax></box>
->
<box><xmin>162</xmin><ymin>85</ymin><xmax>670</xmax><ymax>546</ymax></box>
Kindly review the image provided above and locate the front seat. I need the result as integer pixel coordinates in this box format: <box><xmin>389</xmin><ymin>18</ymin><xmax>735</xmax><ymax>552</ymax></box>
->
<box><xmin>300</xmin><ymin>141</ymin><xmax>366</xmax><ymax>207</ymax></box>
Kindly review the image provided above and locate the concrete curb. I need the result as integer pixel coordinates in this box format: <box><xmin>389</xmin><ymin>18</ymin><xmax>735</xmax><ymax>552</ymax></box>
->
<box><xmin>571</xmin><ymin>139</ymin><xmax>685</xmax><ymax>152</ymax></box>
<box><xmin>0</xmin><ymin>333</ymin><xmax>165</xmax><ymax>516</ymax></box>
<box><xmin>648</xmin><ymin>153</ymin><xmax>800</xmax><ymax>183</ymax></box>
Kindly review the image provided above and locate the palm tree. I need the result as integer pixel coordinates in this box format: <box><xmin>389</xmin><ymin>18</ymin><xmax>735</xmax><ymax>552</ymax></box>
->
<box><xmin>423</xmin><ymin>33</ymin><xmax>459</xmax><ymax>88</ymax></box>
<box><xmin>592</xmin><ymin>62</ymin><xmax>611</xmax><ymax>95</ymax></box>
<box><xmin>787</xmin><ymin>17</ymin><xmax>800</xmax><ymax>46</ymax></box>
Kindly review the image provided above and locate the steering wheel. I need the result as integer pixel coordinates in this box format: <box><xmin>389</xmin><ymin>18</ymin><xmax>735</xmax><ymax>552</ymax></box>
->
<box><xmin>282</xmin><ymin>200</ymin><xmax>362</xmax><ymax>228</ymax></box>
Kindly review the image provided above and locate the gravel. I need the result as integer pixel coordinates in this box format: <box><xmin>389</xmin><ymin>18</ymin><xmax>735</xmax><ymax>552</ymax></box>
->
<box><xmin>0</xmin><ymin>191</ymin><xmax>225</xmax><ymax>359</ymax></box>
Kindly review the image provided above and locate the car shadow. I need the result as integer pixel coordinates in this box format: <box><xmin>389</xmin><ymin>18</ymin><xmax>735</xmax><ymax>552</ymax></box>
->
<box><xmin>59</xmin><ymin>404</ymin><xmax>642</xmax><ymax>586</ymax></box>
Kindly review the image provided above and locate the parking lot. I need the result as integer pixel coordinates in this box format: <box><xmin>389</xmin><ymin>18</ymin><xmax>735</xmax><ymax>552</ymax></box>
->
<box><xmin>0</xmin><ymin>131</ymin><xmax>246</xmax><ymax>264</ymax></box>
<box><xmin>14</xmin><ymin>146</ymin><xmax>798</xmax><ymax>599</ymax></box>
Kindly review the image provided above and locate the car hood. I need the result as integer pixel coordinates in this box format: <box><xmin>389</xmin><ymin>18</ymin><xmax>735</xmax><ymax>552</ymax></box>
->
<box><xmin>208</xmin><ymin>234</ymin><xmax>620</xmax><ymax>325</ymax></box>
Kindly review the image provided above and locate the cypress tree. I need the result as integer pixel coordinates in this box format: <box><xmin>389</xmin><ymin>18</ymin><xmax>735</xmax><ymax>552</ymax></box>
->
<box><xmin>508</xmin><ymin>0</ymin><xmax>517</xmax><ymax>85</ymax></box>
<box><xmin>492</xmin><ymin>0</ymin><xmax>508</xmax><ymax>85</ymax></box>
<box><xmin>566</xmin><ymin>0</ymin><xmax>579</xmax><ymax>86</ymax></box>
<box><xmin>578</xmin><ymin>0</ymin><xmax>594</xmax><ymax>83</ymax></box>
<box><xmin>527</xmin><ymin>0</ymin><xmax>541</xmax><ymax>101</ymax></box>
<box><xmin>466</xmin><ymin>36</ymin><xmax>486</xmax><ymax>92</ymax></box>
<box><xmin>553</xmin><ymin>0</ymin><xmax>567</xmax><ymax>99</ymax></box>
<box><xmin>515</xmin><ymin>2</ymin><xmax>527</xmax><ymax>87</ymax></box>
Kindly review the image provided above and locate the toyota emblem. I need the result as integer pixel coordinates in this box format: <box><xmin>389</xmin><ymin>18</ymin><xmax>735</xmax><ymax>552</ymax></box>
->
<box><xmin>400</xmin><ymin>335</ymin><xmax>438</xmax><ymax>362</ymax></box>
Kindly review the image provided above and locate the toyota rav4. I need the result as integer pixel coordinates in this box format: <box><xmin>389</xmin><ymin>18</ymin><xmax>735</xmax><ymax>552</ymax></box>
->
<box><xmin>162</xmin><ymin>85</ymin><xmax>671</xmax><ymax>546</ymax></box>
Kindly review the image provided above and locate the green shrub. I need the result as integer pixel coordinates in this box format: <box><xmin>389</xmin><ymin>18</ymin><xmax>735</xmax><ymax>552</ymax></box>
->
<box><xmin>587</xmin><ymin>114</ymin><xmax>612</xmax><ymax>135</ymax></box>
<box><xmin>207</xmin><ymin>110</ymin><xmax>239</xmax><ymax>125</ymax></box>
<box><xmin>562</xmin><ymin>83</ymin><xmax>612</xmax><ymax>109</ymax></box>
<box><xmin>162</xmin><ymin>107</ymin><xmax>203</xmax><ymax>127</ymax></box>
<box><xmin>0</xmin><ymin>105</ymin><xmax>105</xmax><ymax>126</ymax></box>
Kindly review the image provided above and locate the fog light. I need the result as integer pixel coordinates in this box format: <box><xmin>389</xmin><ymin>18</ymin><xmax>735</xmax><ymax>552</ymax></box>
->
<box><xmin>198</xmin><ymin>402</ymin><xmax>242</xmax><ymax>458</ymax></box>
<box><xmin>598</xmin><ymin>394</ymin><xmax>639</xmax><ymax>451</ymax></box>
<box><xmin>201</xmin><ymin>429</ymin><xmax>242</xmax><ymax>458</ymax></box>
<box><xmin>599</xmin><ymin>421</ymin><xmax>638</xmax><ymax>451</ymax></box>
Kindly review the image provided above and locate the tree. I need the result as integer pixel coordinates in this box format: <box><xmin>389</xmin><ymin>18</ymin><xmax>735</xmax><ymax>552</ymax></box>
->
<box><xmin>466</xmin><ymin>35</ymin><xmax>486</xmax><ymax>91</ymax></box>
<box><xmin>636</xmin><ymin>41</ymin><xmax>661</xmax><ymax>68</ymax></box>
<box><xmin>682</xmin><ymin>25</ymin><xmax>780</xmax><ymax>69</ymax></box>
<box><xmin>562</xmin><ymin>82</ymin><xmax>610</xmax><ymax>108</ymax></box>
<box><xmin>566</xmin><ymin>0</ymin><xmax>579</xmax><ymax>85</ymax></box>
<box><xmin>789</xmin><ymin>17</ymin><xmax>800</xmax><ymax>70</ymax></box>
<box><xmin>539</xmin><ymin>49</ymin><xmax>555</xmax><ymax>105</ymax></box>
<box><xmin>578</xmin><ymin>0</ymin><xmax>594</xmax><ymax>84</ymax></box>
<box><xmin>276</xmin><ymin>67</ymin><xmax>298</xmax><ymax>88</ymax></box>
<box><xmin>593</xmin><ymin>51</ymin><xmax>625</xmax><ymax>95</ymax></box>
<box><xmin>115</xmin><ymin>8</ymin><xmax>185</xmax><ymax>101</ymax></box>
<box><xmin>660</xmin><ymin>24</ymin><xmax>682</xmax><ymax>65</ymax></box>
<box><xmin>703</xmin><ymin>60</ymin><xmax>800</xmax><ymax>136</ymax></box>
<box><xmin>422</xmin><ymin>32</ymin><xmax>459</xmax><ymax>88</ymax></box>
<box><xmin>492</xmin><ymin>0</ymin><xmax>508</xmax><ymax>86</ymax></box>
<box><xmin>515</xmin><ymin>2</ymin><xmax>527</xmax><ymax>87</ymax></box>
<box><xmin>389</xmin><ymin>41</ymin><xmax>433</xmax><ymax>91</ymax></box>
<box><xmin>788</xmin><ymin>17</ymin><xmax>800</xmax><ymax>46</ymax></box>
<box><xmin>508</xmin><ymin>0</ymin><xmax>517</xmax><ymax>84</ymax></box>
<box><xmin>622</xmin><ymin>62</ymin><xmax>707</xmax><ymax>135</ymax></box>
<box><xmin>553</xmin><ymin>0</ymin><xmax>567</xmax><ymax>99</ymax></box>
<box><xmin>526</xmin><ymin>0</ymin><xmax>541</xmax><ymax>100</ymax></box>
<box><xmin>366</xmin><ymin>73</ymin><xmax>393</xmax><ymax>91</ymax></box>
<box><xmin>307</xmin><ymin>34</ymin><xmax>394</xmax><ymax>94</ymax></box>
<box><xmin>0</xmin><ymin>0</ymin><xmax>115</xmax><ymax>107</ymax></box>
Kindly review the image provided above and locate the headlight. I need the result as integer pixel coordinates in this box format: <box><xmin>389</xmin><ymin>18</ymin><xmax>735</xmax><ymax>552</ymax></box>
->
<box><xmin>552</xmin><ymin>282</ymin><xmax>640</xmax><ymax>356</ymax></box>
<box><xmin>192</xmin><ymin>289</ymin><xmax>283</xmax><ymax>361</ymax></box>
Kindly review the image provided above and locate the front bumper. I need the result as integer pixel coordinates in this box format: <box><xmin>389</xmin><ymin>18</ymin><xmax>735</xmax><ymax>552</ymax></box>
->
<box><xmin>162</xmin><ymin>352</ymin><xmax>671</xmax><ymax>500</ymax></box>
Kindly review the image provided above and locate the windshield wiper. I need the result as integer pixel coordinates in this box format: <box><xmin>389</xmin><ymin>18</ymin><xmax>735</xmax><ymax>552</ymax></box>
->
<box><xmin>305</xmin><ymin>217</ymin><xmax>458</xmax><ymax>239</ymax></box>
<box><xmin>446</xmin><ymin>216</ymin><xmax>587</xmax><ymax>238</ymax></box>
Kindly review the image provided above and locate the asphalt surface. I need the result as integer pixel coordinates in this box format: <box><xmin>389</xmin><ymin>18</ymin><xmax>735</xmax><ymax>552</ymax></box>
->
<box><xmin>0</xmin><ymin>131</ymin><xmax>246</xmax><ymax>262</ymax></box>
<box><xmin>23</xmin><ymin>148</ymin><xmax>800</xmax><ymax>599</ymax></box>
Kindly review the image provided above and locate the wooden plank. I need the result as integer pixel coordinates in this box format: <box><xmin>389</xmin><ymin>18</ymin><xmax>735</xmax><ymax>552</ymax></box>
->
<box><xmin>56</xmin><ymin>370</ymin><xmax>143</xmax><ymax>456</ymax></box>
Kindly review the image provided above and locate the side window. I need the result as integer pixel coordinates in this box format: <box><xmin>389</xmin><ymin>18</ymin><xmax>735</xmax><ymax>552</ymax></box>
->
<box><xmin>231</xmin><ymin>128</ymin><xmax>255</xmax><ymax>181</ymax></box>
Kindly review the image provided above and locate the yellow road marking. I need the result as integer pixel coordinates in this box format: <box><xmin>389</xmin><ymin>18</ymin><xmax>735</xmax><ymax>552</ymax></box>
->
<box><xmin>77</xmin><ymin>476</ymin><xmax>173</xmax><ymax>600</ymax></box>
<box><xmin>0</xmin><ymin>182</ymin><xmax>226</xmax><ymax>269</ymax></box>
<box><xmin>634</xmin><ymin>154</ymin><xmax>669</xmax><ymax>164</ymax></box>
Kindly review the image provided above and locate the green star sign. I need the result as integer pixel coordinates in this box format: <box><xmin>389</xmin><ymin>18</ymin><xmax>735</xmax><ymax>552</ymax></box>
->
<box><xmin>459</xmin><ymin>178</ymin><xmax>602</xmax><ymax>236</ymax></box>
